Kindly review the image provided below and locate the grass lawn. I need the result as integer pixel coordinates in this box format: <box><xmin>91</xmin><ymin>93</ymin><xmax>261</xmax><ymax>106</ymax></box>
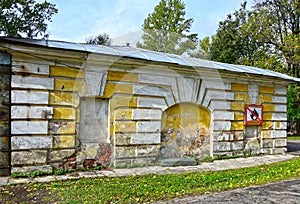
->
<box><xmin>2</xmin><ymin>157</ymin><xmax>300</xmax><ymax>203</ymax></box>
<box><xmin>287</xmin><ymin>135</ymin><xmax>300</xmax><ymax>140</ymax></box>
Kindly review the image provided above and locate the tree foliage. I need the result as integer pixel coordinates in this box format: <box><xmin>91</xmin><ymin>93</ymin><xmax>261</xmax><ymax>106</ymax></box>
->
<box><xmin>287</xmin><ymin>84</ymin><xmax>300</xmax><ymax>121</ymax></box>
<box><xmin>287</xmin><ymin>84</ymin><xmax>300</xmax><ymax>134</ymax></box>
<box><xmin>210</xmin><ymin>2</ymin><xmax>251</xmax><ymax>64</ymax></box>
<box><xmin>0</xmin><ymin>0</ymin><xmax>58</xmax><ymax>38</ymax></box>
<box><xmin>210</xmin><ymin>0</ymin><xmax>300</xmax><ymax>77</ymax></box>
<box><xmin>190</xmin><ymin>36</ymin><xmax>211</xmax><ymax>59</ymax></box>
<box><xmin>137</xmin><ymin>0</ymin><xmax>198</xmax><ymax>55</ymax></box>
<box><xmin>252</xmin><ymin>0</ymin><xmax>300</xmax><ymax>77</ymax></box>
<box><xmin>86</xmin><ymin>33</ymin><xmax>111</xmax><ymax>45</ymax></box>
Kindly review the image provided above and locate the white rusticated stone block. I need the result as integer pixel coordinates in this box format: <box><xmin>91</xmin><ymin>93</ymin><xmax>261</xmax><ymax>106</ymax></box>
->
<box><xmin>139</xmin><ymin>74</ymin><xmax>179</xmax><ymax>102</ymax></box>
<box><xmin>276</xmin><ymin>122</ymin><xmax>287</xmax><ymax>130</ymax></box>
<box><xmin>213</xmin><ymin>121</ymin><xmax>231</xmax><ymax>131</ymax></box>
<box><xmin>11</xmin><ymin>121</ymin><xmax>48</xmax><ymax>134</ymax></box>
<box><xmin>132</xmin><ymin>133</ymin><xmax>160</xmax><ymax>144</ymax></box>
<box><xmin>12</xmin><ymin>62</ymin><xmax>49</xmax><ymax>75</ymax></box>
<box><xmin>11</xmin><ymin>165</ymin><xmax>52</xmax><ymax>174</ymax></box>
<box><xmin>275</xmin><ymin>105</ymin><xmax>287</xmax><ymax>112</ymax></box>
<box><xmin>11</xmin><ymin>90</ymin><xmax>49</xmax><ymax>104</ymax></box>
<box><xmin>274</xmin><ymin>139</ymin><xmax>287</xmax><ymax>147</ymax></box>
<box><xmin>248</xmin><ymin>84</ymin><xmax>259</xmax><ymax>104</ymax></box>
<box><xmin>273</xmin><ymin>147</ymin><xmax>287</xmax><ymax>154</ymax></box>
<box><xmin>11</xmin><ymin>136</ymin><xmax>52</xmax><ymax>150</ymax></box>
<box><xmin>273</xmin><ymin>113</ymin><xmax>287</xmax><ymax>121</ymax></box>
<box><xmin>203</xmin><ymin>91</ymin><xmax>234</xmax><ymax>107</ymax></box>
<box><xmin>248</xmin><ymin>83</ymin><xmax>259</xmax><ymax>92</ymax></box>
<box><xmin>176</xmin><ymin>77</ymin><xmax>197</xmax><ymax>102</ymax></box>
<box><xmin>232</xmin><ymin>141</ymin><xmax>244</xmax><ymax>150</ymax></box>
<box><xmin>203</xmin><ymin>80</ymin><xmax>231</xmax><ymax>90</ymax></box>
<box><xmin>133</xmin><ymin>85</ymin><xmax>175</xmax><ymax>106</ymax></box>
<box><xmin>213</xmin><ymin>142</ymin><xmax>231</xmax><ymax>152</ymax></box>
<box><xmin>273</xmin><ymin>96</ymin><xmax>287</xmax><ymax>103</ymax></box>
<box><xmin>209</xmin><ymin>101</ymin><xmax>231</xmax><ymax>110</ymax></box>
<box><xmin>139</xmin><ymin>73</ymin><xmax>175</xmax><ymax>86</ymax></box>
<box><xmin>213</xmin><ymin>132</ymin><xmax>230</xmax><ymax>141</ymax></box>
<box><xmin>85</xmin><ymin>71</ymin><xmax>104</xmax><ymax>96</ymax></box>
<box><xmin>137</xmin><ymin>121</ymin><xmax>161</xmax><ymax>133</ymax></box>
<box><xmin>272</xmin><ymin>130</ymin><xmax>286</xmax><ymax>138</ymax></box>
<box><xmin>213</xmin><ymin>111</ymin><xmax>234</xmax><ymax>120</ymax></box>
<box><xmin>132</xmin><ymin>109</ymin><xmax>162</xmax><ymax>120</ymax></box>
<box><xmin>138</xmin><ymin>97</ymin><xmax>168</xmax><ymax>110</ymax></box>
<box><xmin>136</xmin><ymin>146</ymin><xmax>160</xmax><ymax>157</ymax></box>
<box><xmin>208</xmin><ymin>90</ymin><xmax>234</xmax><ymax>100</ymax></box>
<box><xmin>11</xmin><ymin>150</ymin><xmax>47</xmax><ymax>165</ymax></box>
<box><xmin>11</xmin><ymin>75</ymin><xmax>54</xmax><ymax>90</ymax></box>
<box><xmin>11</xmin><ymin>106</ymin><xmax>53</xmax><ymax>119</ymax></box>
<box><xmin>275</xmin><ymin>86</ymin><xmax>287</xmax><ymax>95</ymax></box>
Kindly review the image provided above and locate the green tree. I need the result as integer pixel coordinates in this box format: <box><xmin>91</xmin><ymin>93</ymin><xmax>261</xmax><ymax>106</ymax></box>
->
<box><xmin>0</xmin><ymin>0</ymin><xmax>58</xmax><ymax>38</ymax></box>
<box><xmin>211</xmin><ymin>0</ymin><xmax>299</xmax><ymax>76</ymax></box>
<box><xmin>190</xmin><ymin>36</ymin><xmax>211</xmax><ymax>59</ymax></box>
<box><xmin>209</xmin><ymin>1</ymin><xmax>284</xmax><ymax>71</ymax></box>
<box><xmin>287</xmin><ymin>84</ymin><xmax>300</xmax><ymax>134</ymax></box>
<box><xmin>209</xmin><ymin>4</ymin><xmax>249</xmax><ymax>65</ymax></box>
<box><xmin>249</xmin><ymin>0</ymin><xmax>300</xmax><ymax>78</ymax></box>
<box><xmin>86</xmin><ymin>33</ymin><xmax>111</xmax><ymax>45</ymax></box>
<box><xmin>137</xmin><ymin>0</ymin><xmax>198</xmax><ymax>55</ymax></box>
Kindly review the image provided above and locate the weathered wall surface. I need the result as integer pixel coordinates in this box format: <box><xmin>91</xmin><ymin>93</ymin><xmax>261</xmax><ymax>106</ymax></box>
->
<box><xmin>10</xmin><ymin>56</ymin><xmax>55</xmax><ymax>173</ymax></box>
<box><xmin>212</xmin><ymin>83</ymin><xmax>287</xmax><ymax>157</ymax></box>
<box><xmin>4</xmin><ymin>46</ymin><xmax>288</xmax><ymax>173</ymax></box>
<box><xmin>0</xmin><ymin>55</ymin><xmax>11</xmax><ymax>176</ymax></box>
<box><xmin>104</xmin><ymin>69</ymin><xmax>288</xmax><ymax>166</ymax></box>
<box><xmin>161</xmin><ymin>103</ymin><xmax>210</xmax><ymax>160</ymax></box>
<box><xmin>10</xmin><ymin>55</ymin><xmax>112</xmax><ymax>172</ymax></box>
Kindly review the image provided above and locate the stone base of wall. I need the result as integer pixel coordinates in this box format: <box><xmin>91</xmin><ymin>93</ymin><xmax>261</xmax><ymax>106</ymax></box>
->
<box><xmin>11</xmin><ymin>165</ymin><xmax>52</xmax><ymax>176</ymax></box>
<box><xmin>212</xmin><ymin>131</ymin><xmax>287</xmax><ymax>158</ymax></box>
<box><xmin>114</xmin><ymin>157</ymin><xmax>159</xmax><ymax>168</ymax></box>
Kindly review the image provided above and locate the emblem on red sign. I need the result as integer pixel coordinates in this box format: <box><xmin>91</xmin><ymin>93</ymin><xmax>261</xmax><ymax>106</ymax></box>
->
<box><xmin>245</xmin><ymin>104</ymin><xmax>263</xmax><ymax>125</ymax></box>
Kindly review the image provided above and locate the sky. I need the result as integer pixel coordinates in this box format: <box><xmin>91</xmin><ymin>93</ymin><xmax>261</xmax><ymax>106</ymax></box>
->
<box><xmin>44</xmin><ymin>0</ymin><xmax>254</xmax><ymax>46</ymax></box>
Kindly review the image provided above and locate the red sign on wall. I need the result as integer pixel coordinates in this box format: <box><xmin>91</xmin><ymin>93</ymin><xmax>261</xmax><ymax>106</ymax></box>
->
<box><xmin>245</xmin><ymin>104</ymin><xmax>263</xmax><ymax>126</ymax></box>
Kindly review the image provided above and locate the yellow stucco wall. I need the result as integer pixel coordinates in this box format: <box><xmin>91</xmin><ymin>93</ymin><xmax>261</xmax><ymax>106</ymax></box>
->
<box><xmin>107</xmin><ymin>70</ymin><xmax>138</xmax><ymax>82</ymax></box>
<box><xmin>161</xmin><ymin>103</ymin><xmax>211</xmax><ymax>159</ymax></box>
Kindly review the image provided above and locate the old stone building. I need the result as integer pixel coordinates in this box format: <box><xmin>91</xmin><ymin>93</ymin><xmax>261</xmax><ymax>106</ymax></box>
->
<box><xmin>0</xmin><ymin>37</ymin><xmax>299</xmax><ymax>176</ymax></box>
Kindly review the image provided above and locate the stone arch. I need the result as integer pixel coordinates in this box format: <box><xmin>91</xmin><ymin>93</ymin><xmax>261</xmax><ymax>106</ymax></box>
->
<box><xmin>161</xmin><ymin>102</ymin><xmax>211</xmax><ymax>160</ymax></box>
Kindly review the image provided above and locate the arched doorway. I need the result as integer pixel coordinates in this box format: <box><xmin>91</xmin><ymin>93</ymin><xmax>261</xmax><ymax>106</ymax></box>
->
<box><xmin>161</xmin><ymin>102</ymin><xmax>211</xmax><ymax>160</ymax></box>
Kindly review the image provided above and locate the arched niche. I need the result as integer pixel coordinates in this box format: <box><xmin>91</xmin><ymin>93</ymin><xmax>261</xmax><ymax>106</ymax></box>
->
<box><xmin>161</xmin><ymin>102</ymin><xmax>211</xmax><ymax>160</ymax></box>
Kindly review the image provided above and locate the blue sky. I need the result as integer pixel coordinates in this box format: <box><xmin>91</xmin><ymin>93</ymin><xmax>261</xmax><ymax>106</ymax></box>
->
<box><xmin>45</xmin><ymin>0</ymin><xmax>254</xmax><ymax>45</ymax></box>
